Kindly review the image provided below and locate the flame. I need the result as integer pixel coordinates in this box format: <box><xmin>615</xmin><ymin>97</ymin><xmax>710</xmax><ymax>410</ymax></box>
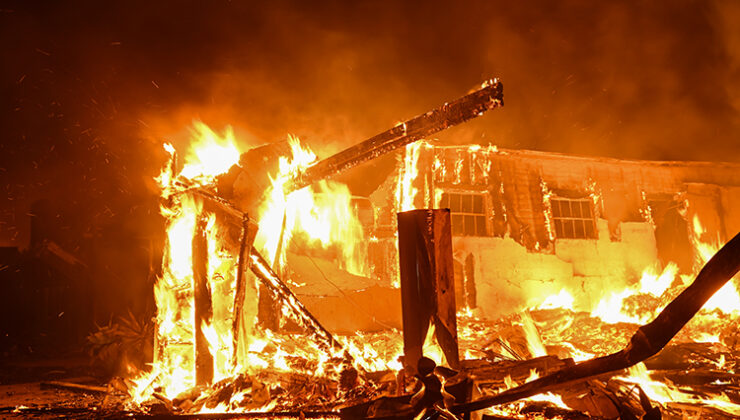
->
<box><xmin>692</xmin><ymin>215</ymin><xmax>740</xmax><ymax>313</ymax></box>
<box><xmin>395</xmin><ymin>142</ymin><xmax>422</xmax><ymax>212</ymax></box>
<box><xmin>178</xmin><ymin>122</ymin><xmax>241</xmax><ymax>182</ymax></box>
<box><xmin>536</xmin><ymin>288</ymin><xmax>575</xmax><ymax>311</ymax></box>
<box><xmin>540</xmin><ymin>180</ymin><xmax>555</xmax><ymax>242</ymax></box>
<box><xmin>591</xmin><ymin>263</ymin><xmax>677</xmax><ymax>325</ymax></box>
<box><xmin>421</xmin><ymin>324</ymin><xmax>447</xmax><ymax>367</ymax></box>
<box><xmin>617</xmin><ymin>363</ymin><xmax>740</xmax><ymax>416</ymax></box>
<box><xmin>132</xmin><ymin>125</ymin><xmax>386</xmax><ymax>410</ymax></box>
<box><xmin>521</xmin><ymin>312</ymin><xmax>547</xmax><ymax>358</ymax></box>
<box><xmin>135</xmin><ymin>131</ymin><xmax>740</xmax><ymax>415</ymax></box>
<box><xmin>255</xmin><ymin>135</ymin><xmax>368</xmax><ymax>276</ymax></box>
<box><xmin>134</xmin><ymin>121</ymin><xmax>246</xmax><ymax>401</ymax></box>
<box><xmin>588</xmin><ymin>216</ymin><xmax>738</xmax><ymax>326</ymax></box>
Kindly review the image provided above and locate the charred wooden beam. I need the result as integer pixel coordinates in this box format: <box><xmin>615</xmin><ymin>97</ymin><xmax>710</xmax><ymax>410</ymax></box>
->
<box><xmin>398</xmin><ymin>209</ymin><xmax>459</xmax><ymax>372</ymax></box>
<box><xmin>193</xmin><ymin>215</ymin><xmax>214</xmax><ymax>385</ymax></box>
<box><xmin>452</xmin><ymin>231</ymin><xmax>740</xmax><ymax>414</ymax></box>
<box><xmin>289</xmin><ymin>80</ymin><xmax>503</xmax><ymax>192</ymax></box>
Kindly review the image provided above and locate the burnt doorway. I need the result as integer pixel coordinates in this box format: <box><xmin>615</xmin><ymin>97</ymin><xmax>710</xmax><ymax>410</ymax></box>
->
<box><xmin>651</xmin><ymin>196</ymin><xmax>693</xmax><ymax>273</ymax></box>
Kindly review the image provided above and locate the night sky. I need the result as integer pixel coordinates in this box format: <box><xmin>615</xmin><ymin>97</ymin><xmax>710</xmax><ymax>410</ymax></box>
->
<box><xmin>1</xmin><ymin>0</ymin><xmax>739</xmax><ymax>247</ymax></box>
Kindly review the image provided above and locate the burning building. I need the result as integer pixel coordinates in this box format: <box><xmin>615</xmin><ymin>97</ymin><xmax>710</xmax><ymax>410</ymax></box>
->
<box><xmin>2</xmin><ymin>2</ymin><xmax>740</xmax><ymax>417</ymax></box>
<box><xmin>98</xmin><ymin>80</ymin><xmax>740</xmax><ymax>417</ymax></box>
<box><xmin>370</xmin><ymin>143</ymin><xmax>740</xmax><ymax>322</ymax></box>
<box><xmin>2</xmin><ymin>78</ymin><xmax>740</xmax><ymax>419</ymax></box>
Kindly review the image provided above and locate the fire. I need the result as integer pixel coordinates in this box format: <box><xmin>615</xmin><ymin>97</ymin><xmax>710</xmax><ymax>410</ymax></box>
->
<box><xmin>132</xmin><ymin>124</ymin><xmax>246</xmax><ymax>401</ymax></box>
<box><xmin>692</xmin><ymin>215</ymin><xmax>740</xmax><ymax>313</ymax></box>
<box><xmin>178</xmin><ymin>122</ymin><xmax>241</xmax><ymax>182</ymax></box>
<box><xmin>536</xmin><ymin>288</ymin><xmax>574</xmax><ymax>311</ymax></box>
<box><xmin>540</xmin><ymin>180</ymin><xmax>556</xmax><ymax>242</ymax></box>
<box><xmin>591</xmin><ymin>263</ymin><xmax>677</xmax><ymax>325</ymax></box>
<box><xmin>129</xmin><ymin>117</ymin><xmax>740</xmax><ymax>417</ymax></box>
<box><xmin>588</xmin><ymin>214</ymin><xmax>740</xmax><ymax>325</ymax></box>
<box><xmin>617</xmin><ymin>363</ymin><xmax>740</xmax><ymax>416</ymax></box>
<box><xmin>131</xmin><ymin>122</ymin><xmax>388</xmax><ymax>411</ymax></box>
<box><xmin>520</xmin><ymin>312</ymin><xmax>547</xmax><ymax>358</ymax></box>
<box><xmin>255</xmin><ymin>135</ymin><xmax>368</xmax><ymax>276</ymax></box>
<box><xmin>395</xmin><ymin>142</ymin><xmax>422</xmax><ymax>212</ymax></box>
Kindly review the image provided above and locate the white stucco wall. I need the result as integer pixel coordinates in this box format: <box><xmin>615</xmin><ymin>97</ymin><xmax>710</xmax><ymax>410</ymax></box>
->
<box><xmin>453</xmin><ymin>220</ymin><xmax>658</xmax><ymax>319</ymax></box>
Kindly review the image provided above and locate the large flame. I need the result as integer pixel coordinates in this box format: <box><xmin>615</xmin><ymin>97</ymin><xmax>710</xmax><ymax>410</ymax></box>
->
<box><xmin>132</xmin><ymin>123</ymin><xmax>383</xmax><ymax>411</ymax></box>
<box><xmin>178</xmin><ymin>122</ymin><xmax>241</xmax><ymax>182</ymax></box>
<box><xmin>132</xmin><ymin>124</ymin><xmax>245</xmax><ymax>402</ymax></box>
<box><xmin>395</xmin><ymin>142</ymin><xmax>422</xmax><ymax>212</ymax></box>
<box><xmin>255</xmin><ymin>135</ymin><xmax>368</xmax><ymax>276</ymax></box>
<box><xmin>692</xmin><ymin>215</ymin><xmax>740</xmax><ymax>312</ymax></box>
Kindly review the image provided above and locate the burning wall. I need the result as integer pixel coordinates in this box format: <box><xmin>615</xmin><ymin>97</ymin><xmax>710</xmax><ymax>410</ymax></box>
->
<box><xmin>371</xmin><ymin>142</ymin><xmax>740</xmax><ymax>319</ymax></box>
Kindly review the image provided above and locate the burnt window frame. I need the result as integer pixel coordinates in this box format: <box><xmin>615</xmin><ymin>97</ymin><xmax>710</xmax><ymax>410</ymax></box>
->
<box><xmin>438</xmin><ymin>190</ymin><xmax>490</xmax><ymax>237</ymax></box>
<box><xmin>550</xmin><ymin>197</ymin><xmax>597</xmax><ymax>239</ymax></box>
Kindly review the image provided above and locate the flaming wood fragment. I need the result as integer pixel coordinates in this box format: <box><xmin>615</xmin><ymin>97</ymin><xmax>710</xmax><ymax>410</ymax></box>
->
<box><xmin>225</xmin><ymin>80</ymin><xmax>504</xmax><ymax>213</ymax></box>
<box><xmin>174</xmin><ymin>180</ymin><xmax>245</xmax><ymax>229</ymax></box>
<box><xmin>461</xmin><ymin>355</ymin><xmax>569</xmax><ymax>388</ymax></box>
<box><xmin>452</xmin><ymin>231</ymin><xmax>740</xmax><ymax>414</ymax></box>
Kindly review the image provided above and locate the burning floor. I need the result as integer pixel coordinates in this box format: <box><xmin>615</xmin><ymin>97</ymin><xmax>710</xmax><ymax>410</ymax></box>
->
<box><xmin>3</xmin><ymin>303</ymin><xmax>740</xmax><ymax>419</ymax></box>
<box><xmin>2</xmin><ymin>80</ymin><xmax>740</xmax><ymax>419</ymax></box>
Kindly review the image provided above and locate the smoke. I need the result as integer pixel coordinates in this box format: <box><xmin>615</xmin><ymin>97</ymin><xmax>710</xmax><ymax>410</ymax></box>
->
<box><xmin>1</xmin><ymin>0</ymin><xmax>739</xmax><ymax>223</ymax></box>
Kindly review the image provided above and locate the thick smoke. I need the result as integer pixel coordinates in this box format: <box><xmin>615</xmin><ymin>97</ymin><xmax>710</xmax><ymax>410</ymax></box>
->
<box><xmin>1</xmin><ymin>0</ymin><xmax>739</xmax><ymax>239</ymax></box>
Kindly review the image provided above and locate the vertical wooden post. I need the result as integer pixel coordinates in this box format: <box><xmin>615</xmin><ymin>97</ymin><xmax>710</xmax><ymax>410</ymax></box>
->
<box><xmin>193</xmin><ymin>215</ymin><xmax>213</xmax><ymax>385</ymax></box>
<box><xmin>397</xmin><ymin>209</ymin><xmax>459</xmax><ymax>373</ymax></box>
<box><xmin>231</xmin><ymin>215</ymin><xmax>259</xmax><ymax>366</ymax></box>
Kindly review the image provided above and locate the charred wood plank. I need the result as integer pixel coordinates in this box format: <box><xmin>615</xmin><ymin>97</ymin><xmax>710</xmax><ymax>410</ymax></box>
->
<box><xmin>193</xmin><ymin>215</ymin><xmax>214</xmax><ymax>385</ymax></box>
<box><xmin>398</xmin><ymin>209</ymin><xmax>459</xmax><ymax>372</ymax></box>
<box><xmin>288</xmin><ymin>80</ymin><xmax>503</xmax><ymax>192</ymax></box>
<box><xmin>175</xmin><ymin>181</ymin><xmax>245</xmax><ymax>229</ymax></box>
<box><xmin>452</xmin><ymin>231</ymin><xmax>740</xmax><ymax>414</ymax></box>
